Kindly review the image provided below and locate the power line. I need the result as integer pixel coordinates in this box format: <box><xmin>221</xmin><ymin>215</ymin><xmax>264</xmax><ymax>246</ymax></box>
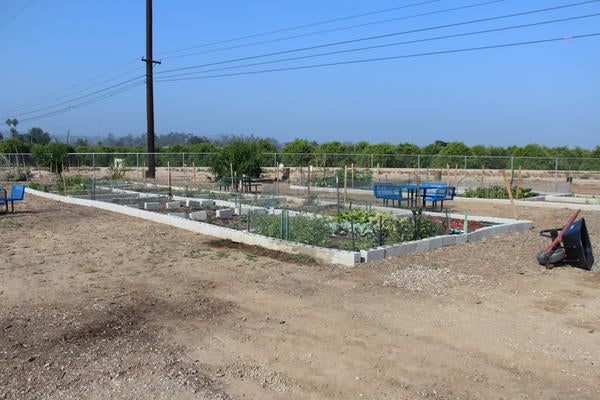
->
<box><xmin>156</xmin><ymin>0</ymin><xmax>599</xmax><ymax>77</ymax></box>
<box><xmin>4</xmin><ymin>59</ymin><xmax>142</xmax><ymax>114</ymax></box>
<box><xmin>155</xmin><ymin>33</ymin><xmax>600</xmax><ymax>82</ymax></box>
<box><xmin>156</xmin><ymin>13</ymin><xmax>600</xmax><ymax>80</ymax></box>
<box><xmin>161</xmin><ymin>0</ymin><xmax>508</xmax><ymax>61</ymax></box>
<box><xmin>18</xmin><ymin>81</ymin><xmax>145</xmax><ymax>123</ymax></box>
<box><xmin>156</xmin><ymin>0</ymin><xmax>443</xmax><ymax>57</ymax></box>
<box><xmin>0</xmin><ymin>0</ymin><xmax>37</xmax><ymax>33</ymax></box>
<box><xmin>6</xmin><ymin>75</ymin><xmax>145</xmax><ymax>120</ymax></box>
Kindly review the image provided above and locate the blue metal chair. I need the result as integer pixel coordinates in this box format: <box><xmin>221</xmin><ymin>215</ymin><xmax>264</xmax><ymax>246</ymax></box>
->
<box><xmin>0</xmin><ymin>184</ymin><xmax>26</xmax><ymax>213</ymax></box>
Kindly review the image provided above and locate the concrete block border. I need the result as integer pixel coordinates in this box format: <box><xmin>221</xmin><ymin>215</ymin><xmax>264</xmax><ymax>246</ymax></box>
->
<box><xmin>27</xmin><ymin>188</ymin><xmax>532</xmax><ymax>267</ymax></box>
<box><xmin>28</xmin><ymin>188</ymin><xmax>360</xmax><ymax>266</ymax></box>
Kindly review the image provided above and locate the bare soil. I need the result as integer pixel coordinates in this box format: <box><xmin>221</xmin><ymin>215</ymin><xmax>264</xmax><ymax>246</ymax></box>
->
<box><xmin>1</xmin><ymin>193</ymin><xmax>600</xmax><ymax>399</ymax></box>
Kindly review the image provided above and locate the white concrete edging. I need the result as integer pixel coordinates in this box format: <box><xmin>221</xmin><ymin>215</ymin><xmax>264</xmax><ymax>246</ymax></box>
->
<box><xmin>27</xmin><ymin>188</ymin><xmax>360</xmax><ymax>266</ymax></box>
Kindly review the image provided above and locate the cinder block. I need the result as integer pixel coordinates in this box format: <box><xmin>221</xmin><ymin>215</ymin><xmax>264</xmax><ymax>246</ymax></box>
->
<box><xmin>385</xmin><ymin>242</ymin><xmax>416</xmax><ymax>257</ymax></box>
<box><xmin>165</xmin><ymin>201</ymin><xmax>181</xmax><ymax>210</ymax></box>
<box><xmin>467</xmin><ymin>230</ymin><xmax>484</xmax><ymax>242</ymax></box>
<box><xmin>414</xmin><ymin>239</ymin><xmax>431</xmax><ymax>252</ymax></box>
<box><xmin>168</xmin><ymin>212</ymin><xmax>186</xmax><ymax>218</ymax></box>
<box><xmin>360</xmin><ymin>247</ymin><xmax>385</xmax><ymax>263</ymax></box>
<box><xmin>201</xmin><ymin>200</ymin><xmax>215</xmax><ymax>207</ymax></box>
<box><xmin>235</xmin><ymin>207</ymin><xmax>250</xmax><ymax>216</ymax></box>
<box><xmin>126</xmin><ymin>204</ymin><xmax>140</xmax><ymax>209</ymax></box>
<box><xmin>190</xmin><ymin>211</ymin><xmax>208</xmax><ymax>221</ymax></box>
<box><xmin>144</xmin><ymin>202</ymin><xmax>160</xmax><ymax>210</ymax></box>
<box><xmin>216</xmin><ymin>208</ymin><xmax>233</xmax><ymax>218</ymax></box>
<box><xmin>442</xmin><ymin>235</ymin><xmax>457</xmax><ymax>246</ymax></box>
<box><xmin>186</xmin><ymin>199</ymin><xmax>201</xmax><ymax>208</ymax></box>
<box><xmin>454</xmin><ymin>234</ymin><xmax>468</xmax><ymax>244</ymax></box>
<box><xmin>427</xmin><ymin>236</ymin><xmax>444</xmax><ymax>250</ymax></box>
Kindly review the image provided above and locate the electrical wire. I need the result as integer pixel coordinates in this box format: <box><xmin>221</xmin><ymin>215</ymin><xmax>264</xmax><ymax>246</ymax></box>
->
<box><xmin>155</xmin><ymin>33</ymin><xmax>600</xmax><ymax>82</ymax></box>
<box><xmin>18</xmin><ymin>81</ymin><xmax>145</xmax><ymax>123</ymax></box>
<box><xmin>161</xmin><ymin>0</ymin><xmax>508</xmax><ymax>61</ymax></box>
<box><xmin>156</xmin><ymin>0</ymin><xmax>443</xmax><ymax>57</ymax></box>
<box><xmin>156</xmin><ymin>0</ymin><xmax>599</xmax><ymax>77</ymax></box>
<box><xmin>4</xmin><ymin>59</ymin><xmax>143</xmax><ymax>114</ymax></box>
<box><xmin>0</xmin><ymin>0</ymin><xmax>37</xmax><ymax>33</ymax></box>
<box><xmin>156</xmin><ymin>13</ymin><xmax>600</xmax><ymax>80</ymax></box>
<box><xmin>9</xmin><ymin>75</ymin><xmax>145</xmax><ymax>120</ymax></box>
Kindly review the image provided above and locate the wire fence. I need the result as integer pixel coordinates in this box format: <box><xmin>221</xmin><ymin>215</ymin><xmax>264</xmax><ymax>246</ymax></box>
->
<box><xmin>2</xmin><ymin>151</ymin><xmax>600</xmax><ymax>171</ymax></box>
<box><xmin>2</xmin><ymin>152</ymin><xmax>600</xmax><ymax>196</ymax></box>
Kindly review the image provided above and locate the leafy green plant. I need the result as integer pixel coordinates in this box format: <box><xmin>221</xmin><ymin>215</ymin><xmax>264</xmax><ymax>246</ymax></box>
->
<box><xmin>216</xmin><ymin>251</ymin><xmax>230</xmax><ymax>258</ymax></box>
<box><xmin>462</xmin><ymin>185</ymin><xmax>537</xmax><ymax>199</ymax></box>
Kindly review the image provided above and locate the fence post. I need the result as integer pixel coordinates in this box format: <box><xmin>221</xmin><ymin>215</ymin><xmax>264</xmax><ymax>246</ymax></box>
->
<box><xmin>554</xmin><ymin>157</ymin><xmax>558</xmax><ymax>177</ymax></box>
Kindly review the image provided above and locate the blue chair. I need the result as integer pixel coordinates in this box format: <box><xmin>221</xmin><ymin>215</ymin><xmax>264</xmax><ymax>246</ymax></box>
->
<box><xmin>1</xmin><ymin>184</ymin><xmax>26</xmax><ymax>213</ymax></box>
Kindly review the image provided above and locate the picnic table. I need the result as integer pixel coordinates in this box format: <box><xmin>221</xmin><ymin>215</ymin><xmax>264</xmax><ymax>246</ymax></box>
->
<box><xmin>219</xmin><ymin>176</ymin><xmax>261</xmax><ymax>193</ymax></box>
<box><xmin>372</xmin><ymin>182</ymin><xmax>455</xmax><ymax>210</ymax></box>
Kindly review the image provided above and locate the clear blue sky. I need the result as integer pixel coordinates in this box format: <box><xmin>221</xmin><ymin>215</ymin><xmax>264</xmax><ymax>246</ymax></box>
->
<box><xmin>1</xmin><ymin>0</ymin><xmax>599</xmax><ymax>148</ymax></box>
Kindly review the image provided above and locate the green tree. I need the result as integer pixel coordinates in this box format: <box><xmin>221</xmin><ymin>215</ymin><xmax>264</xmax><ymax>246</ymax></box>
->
<box><xmin>279</xmin><ymin>138</ymin><xmax>318</xmax><ymax>166</ymax></box>
<box><xmin>0</xmin><ymin>138</ymin><xmax>30</xmax><ymax>153</ymax></box>
<box><xmin>21</xmin><ymin>127</ymin><xmax>51</xmax><ymax>145</ymax></box>
<box><xmin>209</xmin><ymin>139</ymin><xmax>265</xmax><ymax>181</ymax></box>
<box><xmin>32</xmin><ymin>143</ymin><xmax>75</xmax><ymax>173</ymax></box>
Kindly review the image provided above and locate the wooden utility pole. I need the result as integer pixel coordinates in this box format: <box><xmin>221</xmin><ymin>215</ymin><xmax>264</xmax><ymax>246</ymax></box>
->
<box><xmin>142</xmin><ymin>0</ymin><xmax>161</xmax><ymax>178</ymax></box>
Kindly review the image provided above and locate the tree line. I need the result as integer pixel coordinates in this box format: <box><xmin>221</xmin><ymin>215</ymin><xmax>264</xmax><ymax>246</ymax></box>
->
<box><xmin>2</xmin><ymin>120</ymin><xmax>600</xmax><ymax>175</ymax></box>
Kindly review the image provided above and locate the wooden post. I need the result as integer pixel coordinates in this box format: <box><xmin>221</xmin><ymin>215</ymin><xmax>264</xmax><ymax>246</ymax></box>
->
<box><xmin>501</xmin><ymin>170</ymin><xmax>518</xmax><ymax>219</ymax></box>
<box><xmin>307</xmin><ymin>165</ymin><xmax>312</xmax><ymax>202</ymax></box>
<box><xmin>454</xmin><ymin>164</ymin><xmax>459</xmax><ymax>188</ymax></box>
<box><xmin>168</xmin><ymin>161</ymin><xmax>172</xmax><ymax>190</ymax></box>
<box><xmin>276</xmin><ymin>162</ymin><xmax>280</xmax><ymax>196</ymax></box>
<box><xmin>516</xmin><ymin>167</ymin><xmax>522</xmax><ymax>200</ymax></box>
<box><xmin>351</xmin><ymin>163</ymin><xmax>355</xmax><ymax>188</ymax></box>
<box><xmin>344</xmin><ymin>165</ymin><xmax>348</xmax><ymax>203</ymax></box>
<box><xmin>481</xmin><ymin>166</ymin><xmax>484</xmax><ymax>186</ymax></box>
<box><xmin>62</xmin><ymin>164</ymin><xmax>67</xmax><ymax>197</ymax></box>
<box><xmin>230</xmin><ymin>163</ymin><xmax>234</xmax><ymax>192</ymax></box>
<box><xmin>192</xmin><ymin>162</ymin><xmax>196</xmax><ymax>184</ymax></box>
<box><xmin>446</xmin><ymin>164</ymin><xmax>450</xmax><ymax>186</ymax></box>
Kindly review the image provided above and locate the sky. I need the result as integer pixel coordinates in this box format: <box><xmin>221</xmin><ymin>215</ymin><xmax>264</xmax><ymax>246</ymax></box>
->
<box><xmin>0</xmin><ymin>0</ymin><xmax>599</xmax><ymax>148</ymax></box>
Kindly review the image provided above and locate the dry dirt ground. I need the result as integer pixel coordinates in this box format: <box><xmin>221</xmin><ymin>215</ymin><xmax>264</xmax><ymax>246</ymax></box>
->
<box><xmin>1</xmin><ymin>193</ymin><xmax>600</xmax><ymax>399</ymax></box>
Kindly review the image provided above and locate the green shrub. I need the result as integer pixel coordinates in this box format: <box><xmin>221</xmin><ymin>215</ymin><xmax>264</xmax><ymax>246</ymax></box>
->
<box><xmin>462</xmin><ymin>185</ymin><xmax>537</xmax><ymax>199</ymax></box>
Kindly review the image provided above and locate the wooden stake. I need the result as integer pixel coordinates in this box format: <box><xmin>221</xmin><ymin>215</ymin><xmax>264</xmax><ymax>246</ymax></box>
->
<box><xmin>516</xmin><ymin>167</ymin><xmax>522</xmax><ymax>200</ymax></box>
<box><xmin>446</xmin><ymin>164</ymin><xmax>450</xmax><ymax>186</ymax></box>
<box><xmin>454</xmin><ymin>164</ymin><xmax>459</xmax><ymax>188</ymax></box>
<box><xmin>230</xmin><ymin>163</ymin><xmax>234</xmax><ymax>192</ymax></box>
<box><xmin>62</xmin><ymin>164</ymin><xmax>67</xmax><ymax>196</ymax></box>
<box><xmin>351</xmin><ymin>163</ymin><xmax>355</xmax><ymax>188</ymax></box>
<box><xmin>168</xmin><ymin>162</ymin><xmax>172</xmax><ymax>191</ymax></box>
<box><xmin>307</xmin><ymin>165</ymin><xmax>312</xmax><ymax>201</ymax></box>
<box><xmin>344</xmin><ymin>165</ymin><xmax>348</xmax><ymax>203</ymax></box>
<box><xmin>501</xmin><ymin>170</ymin><xmax>518</xmax><ymax>219</ymax></box>
<box><xmin>192</xmin><ymin>162</ymin><xmax>196</xmax><ymax>184</ymax></box>
<box><xmin>481</xmin><ymin>166</ymin><xmax>484</xmax><ymax>186</ymax></box>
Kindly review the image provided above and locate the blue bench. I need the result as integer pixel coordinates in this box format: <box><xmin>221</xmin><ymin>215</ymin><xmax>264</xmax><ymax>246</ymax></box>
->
<box><xmin>421</xmin><ymin>184</ymin><xmax>456</xmax><ymax>210</ymax></box>
<box><xmin>372</xmin><ymin>183</ymin><xmax>408</xmax><ymax>207</ymax></box>
<box><xmin>1</xmin><ymin>184</ymin><xmax>25</xmax><ymax>213</ymax></box>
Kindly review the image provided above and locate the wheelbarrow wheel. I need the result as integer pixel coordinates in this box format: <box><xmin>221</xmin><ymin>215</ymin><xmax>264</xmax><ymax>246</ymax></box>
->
<box><xmin>536</xmin><ymin>248</ymin><xmax>566</xmax><ymax>268</ymax></box>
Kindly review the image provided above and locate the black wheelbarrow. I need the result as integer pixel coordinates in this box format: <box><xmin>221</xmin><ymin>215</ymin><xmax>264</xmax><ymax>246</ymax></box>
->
<box><xmin>536</xmin><ymin>210</ymin><xmax>594</xmax><ymax>270</ymax></box>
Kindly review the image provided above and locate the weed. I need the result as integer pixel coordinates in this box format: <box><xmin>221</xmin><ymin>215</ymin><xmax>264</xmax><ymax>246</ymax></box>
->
<box><xmin>216</xmin><ymin>251</ymin><xmax>230</xmax><ymax>258</ymax></box>
<box><xmin>287</xmin><ymin>253</ymin><xmax>316</xmax><ymax>263</ymax></box>
<box><xmin>246</xmin><ymin>253</ymin><xmax>258</xmax><ymax>262</ymax></box>
<box><xmin>187</xmin><ymin>248</ymin><xmax>209</xmax><ymax>258</ymax></box>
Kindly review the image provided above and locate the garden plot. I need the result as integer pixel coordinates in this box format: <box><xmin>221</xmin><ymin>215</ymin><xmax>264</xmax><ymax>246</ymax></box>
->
<box><xmin>26</xmin><ymin>186</ymin><xmax>532</xmax><ymax>266</ymax></box>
